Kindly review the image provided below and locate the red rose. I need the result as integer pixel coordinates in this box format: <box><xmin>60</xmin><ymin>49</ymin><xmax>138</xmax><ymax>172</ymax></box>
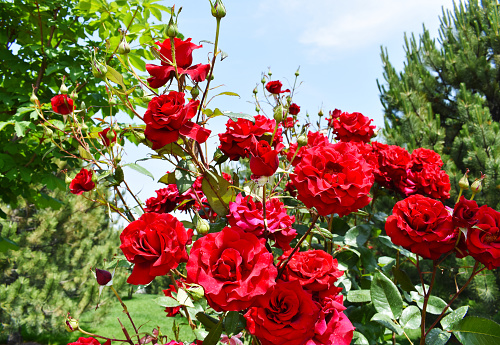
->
<box><xmin>244</xmin><ymin>280</ymin><xmax>319</xmax><ymax>345</ymax></box>
<box><xmin>69</xmin><ymin>168</ymin><xmax>95</xmax><ymax>195</ymax></box>
<box><xmin>327</xmin><ymin>109</ymin><xmax>375</xmax><ymax>142</ymax></box>
<box><xmin>98</xmin><ymin>128</ymin><xmax>117</xmax><ymax>147</ymax></box>
<box><xmin>68</xmin><ymin>338</ymin><xmax>105</xmax><ymax>345</ymax></box>
<box><xmin>144</xmin><ymin>91</ymin><xmax>210</xmax><ymax>149</ymax></box>
<box><xmin>146</xmin><ymin>38</ymin><xmax>211</xmax><ymax>88</ymax></box>
<box><xmin>467</xmin><ymin>205</ymin><xmax>500</xmax><ymax>269</ymax></box>
<box><xmin>186</xmin><ymin>226</ymin><xmax>277</xmax><ymax>312</ymax></box>
<box><xmin>51</xmin><ymin>94</ymin><xmax>74</xmax><ymax>115</ymax></box>
<box><xmin>120</xmin><ymin>213</ymin><xmax>193</xmax><ymax>285</ymax></box>
<box><xmin>290</xmin><ymin>142</ymin><xmax>374</xmax><ymax>217</ymax></box>
<box><xmin>453</xmin><ymin>196</ymin><xmax>479</xmax><ymax>229</ymax></box>
<box><xmin>371</xmin><ymin>141</ymin><xmax>411</xmax><ymax>191</ymax></box>
<box><xmin>228</xmin><ymin>193</ymin><xmax>296</xmax><ymax>250</ymax></box>
<box><xmin>162</xmin><ymin>279</ymin><xmax>185</xmax><ymax>317</ymax></box>
<box><xmin>281</xmin><ymin>250</ymin><xmax>344</xmax><ymax>292</ymax></box>
<box><xmin>385</xmin><ymin>194</ymin><xmax>457</xmax><ymax>260</ymax></box>
<box><xmin>218</xmin><ymin>115</ymin><xmax>282</xmax><ymax>161</ymax></box>
<box><xmin>145</xmin><ymin>185</ymin><xmax>180</xmax><ymax>214</ymax></box>
<box><xmin>289</xmin><ymin>103</ymin><xmax>300</xmax><ymax>115</ymax></box>
<box><xmin>250</xmin><ymin>140</ymin><xmax>280</xmax><ymax>177</ymax></box>
<box><xmin>283</xmin><ymin>116</ymin><xmax>297</xmax><ymax>128</ymax></box>
<box><xmin>265</xmin><ymin>80</ymin><xmax>290</xmax><ymax>94</ymax></box>
<box><xmin>286</xmin><ymin>130</ymin><xmax>329</xmax><ymax>166</ymax></box>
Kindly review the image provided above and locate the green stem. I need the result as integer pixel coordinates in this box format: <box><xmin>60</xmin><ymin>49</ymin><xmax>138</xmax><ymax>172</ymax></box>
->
<box><xmin>419</xmin><ymin>261</ymin><xmax>437</xmax><ymax>345</ymax></box>
<box><xmin>110</xmin><ymin>286</ymin><xmax>140</xmax><ymax>345</ymax></box>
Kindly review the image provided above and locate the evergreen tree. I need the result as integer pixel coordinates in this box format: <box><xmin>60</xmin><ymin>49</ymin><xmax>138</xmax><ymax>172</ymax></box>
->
<box><xmin>378</xmin><ymin>0</ymin><xmax>500</xmax><ymax>210</ymax></box>
<box><xmin>0</xmin><ymin>188</ymin><xmax>126</xmax><ymax>343</ymax></box>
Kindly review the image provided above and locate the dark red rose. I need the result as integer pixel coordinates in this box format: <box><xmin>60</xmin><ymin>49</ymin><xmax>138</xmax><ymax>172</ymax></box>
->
<box><xmin>371</xmin><ymin>141</ymin><xmax>411</xmax><ymax>191</ymax></box>
<box><xmin>146</xmin><ymin>38</ymin><xmax>211</xmax><ymax>88</ymax></box>
<box><xmin>327</xmin><ymin>109</ymin><xmax>375</xmax><ymax>143</ymax></box>
<box><xmin>453</xmin><ymin>196</ymin><xmax>479</xmax><ymax>229</ymax></box>
<box><xmin>68</xmin><ymin>337</ymin><xmax>101</xmax><ymax>345</ymax></box>
<box><xmin>250</xmin><ymin>140</ymin><xmax>280</xmax><ymax>177</ymax></box>
<box><xmin>95</xmin><ymin>268</ymin><xmax>112</xmax><ymax>286</ymax></box>
<box><xmin>144</xmin><ymin>91</ymin><xmax>210</xmax><ymax>149</ymax></box>
<box><xmin>98</xmin><ymin>128</ymin><xmax>117</xmax><ymax>147</ymax></box>
<box><xmin>70</xmin><ymin>168</ymin><xmax>95</xmax><ymax>195</ymax></box>
<box><xmin>228</xmin><ymin>193</ymin><xmax>296</xmax><ymax>250</ymax></box>
<box><xmin>51</xmin><ymin>94</ymin><xmax>74</xmax><ymax>115</ymax></box>
<box><xmin>385</xmin><ymin>194</ymin><xmax>456</xmax><ymax>260</ymax></box>
<box><xmin>145</xmin><ymin>185</ymin><xmax>180</xmax><ymax>214</ymax></box>
<box><xmin>283</xmin><ymin>116</ymin><xmax>297</xmax><ymax>128</ymax></box>
<box><xmin>120</xmin><ymin>213</ymin><xmax>193</xmax><ymax>285</ymax></box>
<box><xmin>219</xmin><ymin>115</ymin><xmax>283</xmax><ymax>161</ymax></box>
<box><xmin>186</xmin><ymin>226</ymin><xmax>277</xmax><ymax>312</ymax></box>
<box><xmin>265</xmin><ymin>80</ymin><xmax>290</xmax><ymax>94</ymax></box>
<box><xmin>286</xmin><ymin>130</ymin><xmax>329</xmax><ymax>166</ymax></box>
<box><xmin>244</xmin><ymin>280</ymin><xmax>319</xmax><ymax>345</ymax></box>
<box><xmin>281</xmin><ymin>250</ymin><xmax>344</xmax><ymax>292</ymax></box>
<box><xmin>467</xmin><ymin>205</ymin><xmax>500</xmax><ymax>269</ymax></box>
<box><xmin>289</xmin><ymin>103</ymin><xmax>300</xmax><ymax>115</ymax></box>
<box><xmin>291</xmin><ymin>141</ymin><xmax>374</xmax><ymax>217</ymax></box>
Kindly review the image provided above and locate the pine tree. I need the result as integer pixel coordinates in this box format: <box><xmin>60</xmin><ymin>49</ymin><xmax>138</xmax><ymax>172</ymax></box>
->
<box><xmin>378</xmin><ymin>0</ymin><xmax>500</xmax><ymax>210</ymax></box>
<box><xmin>0</xmin><ymin>187</ymin><xmax>126</xmax><ymax>343</ymax></box>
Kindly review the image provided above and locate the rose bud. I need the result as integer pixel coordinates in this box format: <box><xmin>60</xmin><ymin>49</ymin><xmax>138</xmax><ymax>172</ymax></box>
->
<box><xmin>59</xmin><ymin>78</ymin><xmax>69</xmax><ymax>95</ymax></box>
<box><xmin>273</xmin><ymin>104</ymin><xmax>284</xmax><ymax>123</ymax></box>
<box><xmin>195</xmin><ymin>215</ymin><xmax>210</xmax><ymax>235</ymax></box>
<box><xmin>118</xmin><ymin>38</ymin><xmax>131</xmax><ymax>55</ymax></box>
<box><xmin>166</xmin><ymin>15</ymin><xmax>178</xmax><ymax>38</ymax></box>
<box><xmin>95</xmin><ymin>268</ymin><xmax>113</xmax><ymax>286</ymax></box>
<box><xmin>211</xmin><ymin>0</ymin><xmax>226</xmax><ymax>18</ymax></box>
<box><xmin>459</xmin><ymin>169</ymin><xmax>470</xmax><ymax>190</ymax></box>
<box><xmin>191</xmin><ymin>85</ymin><xmax>200</xmax><ymax>99</ymax></box>
<box><xmin>250</xmin><ymin>140</ymin><xmax>279</xmax><ymax>177</ymax></box>
<box><xmin>92</xmin><ymin>61</ymin><xmax>107</xmax><ymax>79</ymax></box>
<box><xmin>65</xmin><ymin>314</ymin><xmax>79</xmax><ymax>332</ymax></box>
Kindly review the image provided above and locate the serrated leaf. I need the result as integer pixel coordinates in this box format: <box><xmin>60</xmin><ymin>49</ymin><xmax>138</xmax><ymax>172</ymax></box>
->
<box><xmin>451</xmin><ymin>316</ymin><xmax>500</xmax><ymax>345</ymax></box>
<box><xmin>201</xmin><ymin>168</ymin><xmax>234</xmax><ymax>217</ymax></box>
<box><xmin>441</xmin><ymin>306</ymin><xmax>468</xmax><ymax>330</ymax></box>
<box><xmin>157</xmin><ymin>142</ymin><xmax>186</xmax><ymax>158</ymax></box>
<box><xmin>14</xmin><ymin>121</ymin><xmax>31</xmax><ymax>137</ymax></box>
<box><xmin>105</xmin><ymin>65</ymin><xmax>125</xmax><ymax>88</ymax></box>
<box><xmin>78</xmin><ymin>146</ymin><xmax>93</xmax><ymax>160</ymax></box>
<box><xmin>155</xmin><ymin>296</ymin><xmax>181</xmax><ymax>308</ymax></box>
<box><xmin>347</xmin><ymin>290</ymin><xmax>371</xmax><ymax>303</ymax></box>
<box><xmin>370</xmin><ymin>313</ymin><xmax>403</xmax><ymax>335</ymax></box>
<box><xmin>371</xmin><ymin>272</ymin><xmax>403</xmax><ymax>319</ymax></box>
<box><xmin>222</xmin><ymin>111</ymin><xmax>255</xmax><ymax>123</ymax></box>
<box><xmin>392</xmin><ymin>267</ymin><xmax>417</xmax><ymax>292</ymax></box>
<box><xmin>400</xmin><ymin>306</ymin><xmax>421</xmax><ymax>329</ymax></box>
<box><xmin>344</xmin><ymin>224</ymin><xmax>371</xmax><ymax>247</ymax></box>
<box><xmin>426</xmin><ymin>328</ymin><xmax>451</xmax><ymax>345</ymax></box>
<box><xmin>123</xmin><ymin>163</ymin><xmax>154</xmax><ymax>180</ymax></box>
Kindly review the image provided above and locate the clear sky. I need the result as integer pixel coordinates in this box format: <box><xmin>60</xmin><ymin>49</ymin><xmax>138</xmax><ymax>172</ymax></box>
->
<box><xmin>119</xmin><ymin>0</ymin><xmax>457</xmax><ymax>209</ymax></box>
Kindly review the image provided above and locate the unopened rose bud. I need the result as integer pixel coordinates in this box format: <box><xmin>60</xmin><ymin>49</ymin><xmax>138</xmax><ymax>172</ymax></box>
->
<box><xmin>190</xmin><ymin>85</ymin><xmax>200</xmax><ymax>100</ymax></box>
<box><xmin>60</xmin><ymin>78</ymin><xmax>69</xmax><ymax>95</ymax></box>
<box><xmin>297</xmin><ymin>135</ymin><xmax>308</xmax><ymax>147</ymax></box>
<box><xmin>115</xmin><ymin>153</ymin><xmax>122</xmax><ymax>164</ymax></box>
<box><xmin>44</xmin><ymin>127</ymin><xmax>53</xmax><ymax>138</ymax></box>
<box><xmin>65</xmin><ymin>314</ymin><xmax>79</xmax><ymax>332</ymax></box>
<box><xmin>114</xmin><ymin>166</ymin><xmax>124</xmax><ymax>183</ymax></box>
<box><xmin>81</xmin><ymin>123</ymin><xmax>89</xmax><ymax>131</ymax></box>
<box><xmin>118</xmin><ymin>38</ymin><xmax>131</xmax><ymax>55</ymax></box>
<box><xmin>196</xmin><ymin>217</ymin><xmax>210</xmax><ymax>235</ymax></box>
<box><xmin>268</xmin><ymin>68</ymin><xmax>272</xmax><ymax>77</ymax></box>
<box><xmin>255</xmin><ymin>106</ymin><xmax>260</xmax><ymax>113</ymax></box>
<box><xmin>166</xmin><ymin>16</ymin><xmax>178</xmax><ymax>38</ymax></box>
<box><xmin>459</xmin><ymin>169</ymin><xmax>470</xmax><ymax>190</ymax></box>
<box><xmin>295</xmin><ymin>67</ymin><xmax>300</xmax><ymax>77</ymax></box>
<box><xmin>95</xmin><ymin>268</ymin><xmax>113</xmax><ymax>286</ymax></box>
<box><xmin>261</xmin><ymin>76</ymin><xmax>266</xmax><ymax>85</ymax></box>
<box><xmin>253</xmin><ymin>86</ymin><xmax>258</xmax><ymax>95</ymax></box>
<box><xmin>30</xmin><ymin>89</ymin><xmax>39</xmax><ymax>106</ymax></box>
<box><xmin>273</xmin><ymin>104</ymin><xmax>284</xmax><ymax>123</ymax></box>
<box><xmin>80</xmin><ymin>101</ymin><xmax>87</xmax><ymax>113</ymax></box>
<box><xmin>106</xmin><ymin>129</ymin><xmax>116</xmax><ymax>140</ymax></box>
<box><xmin>211</xmin><ymin>0</ymin><xmax>226</xmax><ymax>18</ymax></box>
<box><xmin>318</xmin><ymin>109</ymin><xmax>324</xmax><ymax>117</ymax></box>
<box><xmin>471</xmin><ymin>178</ymin><xmax>483</xmax><ymax>194</ymax></box>
<box><xmin>65</xmin><ymin>174</ymin><xmax>72</xmax><ymax>184</ymax></box>
<box><xmin>109</xmin><ymin>97</ymin><xmax>117</xmax><ymax>106</ymax></box>
<box><xmin>92</xmin><ymin>61</ymin><xmax>108</xmax><ymax>79</ymax></box>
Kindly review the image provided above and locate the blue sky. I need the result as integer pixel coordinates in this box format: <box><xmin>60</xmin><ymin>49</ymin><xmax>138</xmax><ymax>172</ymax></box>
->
<box><xmin>120</xmin><ymin>0</ymin><xmax>457</xmax><ymax>207</ymax></box>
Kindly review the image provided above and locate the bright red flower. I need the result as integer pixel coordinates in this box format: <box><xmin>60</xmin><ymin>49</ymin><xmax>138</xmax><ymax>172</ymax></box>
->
<box><xmin>265</xmin><ymin>80</ymin><xmax>290</xmax><ymax>94</ymax></box>
<box><xmin>120</xmin><ymin>213</ymin><xmax>193</xmax><ymax>285</ymax></box>
<box><xmin>289</xmin><ymin>103</ymin><xmax>300</xmax><ymax>115</ymax></box>
<box><xmin>290</xmin><ymin>141</ymin><xmax>374</xmax><ymax>217</ymax></box>
<box><xmin>145</xmin><ymin>185</ymin><xmax>180</xmax><ymax>214</ymax></box>
<box><xmin>283</xmin><ymin>116</ymin><xmax>297</xmax><ymax>128</ymax></box>
<box><xmin>228</xmin><ymin>193</ymin><xmax>296</xmax><ymax>250</ymax></box>
<box><xmin>218</xmin><ymin>115</ymin><xmax>282</xmax><ymax>161</ymax></box>
<box><xmin>69</xmin><ymin>168</ymin><xmax>95</xmax><ymax>195</ymax></box>
<box><xmin>385</xmin><ymin>194</ymin><xmax>457</xmax><ymax>260</ymax></box>
<box><xmin>98</xmin><ymin>128</ymin><xmax>117</xmax><ymax>147</ymax></box>
<box><xmin>453</xmin><ymin>196</ymin><xmax>479</xmax><ymax>229</ymax></box>
<box><xmin>144</xmin><ymin>91</ymin><xmax>210</xmax><ymax>150</ymax></box>
<box><xmin>467</xmin><ymin>205</ymin><xmax>500</xmax><ymax>269</ymax></box>
<box><xmin>146</xmin><ymin>38</ymin><xmax>211</xmax><ymax>88</ymax></box>
<box><xmin>51</xmin><ymin>94</ymin><xmax>74</xmax><ymax>115</ymax></box>
<box><xmin>250</xmin><ymin>140</ymin><xmax>280</xmax><ymax>177</ymax></box>
<box><xmin>186</xmin><ymin>226</ymin><xmax>277</xmax><ymax>312</ymax></box>
<box><xmin>286</xmin><ymin>130</ymin><xmax>329</xmax><ymax>166</ymax></box>
<box><xmin>371</xmin><ymin>141</ymin><xmax>411</xmax><ymax>191</ymax></box>
<box><xmin>327</xmin><ymin>109</ymin><xmax>375</xmax><ymax>143</ymax></box>
<box><xmin>68</xmin><ymin>337</ymin><xmax>101</xmax><ymax>345</ymax></box>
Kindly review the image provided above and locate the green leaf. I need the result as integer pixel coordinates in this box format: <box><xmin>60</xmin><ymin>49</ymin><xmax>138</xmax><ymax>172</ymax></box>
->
<box><xmin>158</xmin><ymin>172</ymin><xmax>175</xmax><ymax>185</ymax></box>
<box><xmin>370</xmin><ymin>313</ymin><xmax>403</xmax><ymax>335</ymax></box>
<box><xmin>216</xmin><ymin>91</ymin><xmax>240</xmax><ymax>97</ymax></box>
<box><xmin>14</xmin><ymin>121</ymin><xmax>31</xmax><ymax>137</ymax></box>
<box><xmin>441</xmin><ymin>306</ymin><xmax>468</xmax><ymax>330</ymax></box>
<box><xmin>128</xmin><ymin>52</ymin><xmax>146</xmax><ymax>72</ymax></box>
<box><xmin>202</xmin><ymin>317</ymin><xmax>224</xmax><ymax>345</ymax></box>
<box><xmin>222</xmin><ymin>111</ymin><xmax>255</xmax><ymax>123</ymax></box>
<box><xmin>425</xmin><ymin>328</ymin><xmax>451</xmax><ymax>345</ymax></box>
<box><xmin>196</xmin><ymin>312</ymin><xmax>219</xmax><ymax>331</ymax></box>
<box><xmin>105</xmin><ymin>65</ymin><xmax>126</xmax><ymax>88</ymax></box>
<box><xmin>78</xmin><ymin>146</ymin><xmax>93</xmax><ymax>160</ymax></box>
<box><xmin>371</xmin><ymin>272</ymin><xmax>403</xmax><ymax>319</ymax></box>
<box><xmin>224</xmin><ymin>311</ymin><xmax>242</xmax><ymax>337</ymax></box>
<box><xmin>176</xmin><ymin>288</ymin><xmax>194</xmax><ymax>308</ymax></box>
<box><xmin>175</xmin><ymin>160</ymin><xmax>197</xmax><ymax>194</ymax></box>
<box><xmin>157</xmin><ymin>142</ymin><xmax>186</xmax><ymax>158</ymax></box>
<box><xmin>347</xmin><ymin>290</ymin><xmax>371</xmax><ymax>303</ymax></box>
<box><xmin>155</xmin><ymin>296</ymin><xmax>180</xmax><ymax>308</ymax></box>
<box><xmin>352</xmin><ymin>331</ymin><xmax>369</xmax><ymax>344</ymax></box>
<box><xmin>335</xmin><ymin>248</ymin><xmax>359</xmax><ymax>270</ymax></box>
<box><xmin>451</xmin><ymin>316</ymin><xmax>500</xmax><ymax>345</ymax></box>
<box><xmin>201</xmin><ymin>168</ymin><xmax>234</xmax><ymax>217</ymax></box>
<box><xmin>0</xmin><ymin>122</ymin><xmax>13</xmax><ymax>131</ymax></box>
<box><xmin>399</xmin><ymin>306</ymin><xmax>421</xmax><ymax>329</ymax></box>
<box><xmin>123</xmin><ymin>163</ymin><xmax>154</xmax><ymax>180</ymax></box>
<box><xmin>0</xmin><ymin>236</ymin><xmax>20</xmax><ymax>252</ymax></box>
<box><xmin>344</xmin><ymin>224</ymin><xmax>371</xmax><ymax>247</ymax></box>
<box><xmin>392</xmin><ymin>267</ymin><xmax>417</xmax><ymax>292</ymax></box>
<box><xmin>416</xmin><ymin>296</ymin><xmax>449</xmax><ymax>315</ymax></box>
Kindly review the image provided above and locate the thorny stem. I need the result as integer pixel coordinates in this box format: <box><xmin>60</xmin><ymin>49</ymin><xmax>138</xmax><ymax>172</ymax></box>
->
<box><xmin>111</xmin><ymin>286</ymin><xmax>141</xmax><ymax>345</ymax></box>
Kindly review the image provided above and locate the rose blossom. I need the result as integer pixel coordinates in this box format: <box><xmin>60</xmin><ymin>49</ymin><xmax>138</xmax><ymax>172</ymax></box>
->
<box><xmin>186</xmin><ymin>226</ymin><xmax>277</xmax><ymax>311</ymax></box>
<box><xmin>289</xmin><ymin>103</ymin><xmax>300</xmax><ymax>115</ymax></box>
<box><xmin>144</xmin><ymin>91</ymin><xmax>210</xmax><ymax>149</ymax></box>
<box><xmin>68</xmin><ymin>337</ymin><xmax>103</xmax><ymax>345</ymax></box>
<box><xmin>250</xmin><ymin>140</ymin><xmax>280</xmax><ymax>177</ymax></box>
<box><xmin>371</xmin><ymin>141</ymin><xmax>411</xmax><ymax>191</ymax></box>
<box><xmin>70</xmin><ymin>168</ymin><xmax>95</xmax><ymax>195</ymax></box>
<box><xmin>146</xmin><ymin>37</ymin><xmax>210</xmax><ymax>88</ymax></box>
<box><xmin>228</xmin><ymin>193</ymin><xmax>296</xmax><ymax>250</ymax></box>
<box><xmin>466</xmin><ymin>205</ymin><xmax>500</xmax><ymax>269</ymax></box>
<box><xmin>51</xmin><ymin>94</ymin><xmax>74</xmax><ymax>115</ymax></box>
<box><xmin>120</xmin><ymin>213</ymin><xmax>193</xmax><ymax>285</ymax></box>
<box><xmin>327</xmin><ymin>109</ymin><xmax>375</xmax><ymax>143</ymax></box>
<box><xmin>290</xmin><ymin>141</ymin><xmax>374</xmax><ymax>217</ymax></box>
<box><xmin>145</xmin><ymin>185</ymin><xmax>180</xmax><ymax>214</ymax></box>
<box><xmin>244</xmin><ymin>280</ymin><xmax>319</xmax><ymax>345</ymax></box>
<box><xmin>453</xmin><ymin>196</ymin><xmax>479</xmax><ymax>229</ymax></box>
<box><xmin>286</xmin><ymin>130</ymin><xmax>329</xmax><ymax>166</ymax></box>
<box><xmin>98</xmin><ymin>128</ymin><xmax>117</xmax><ymax>147</ymax></box>
<box><xmin>219</xmin><ymin>115</ymin><xmax>283</xmax><ymax>161</ymax></box>
<box><xmin>385</xmin><ymin>194</ymin><xmax>457</xmax><ymax>260</ymax></box>
<box><xmin>265</xmin><ymin>80</ymin><xmax>290</xmax><ymax>94</ymax></box>
<box><xmin>283</xmin><ymin>116</ymin><xmax>298</xmax><ymax>128</ymax></box>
